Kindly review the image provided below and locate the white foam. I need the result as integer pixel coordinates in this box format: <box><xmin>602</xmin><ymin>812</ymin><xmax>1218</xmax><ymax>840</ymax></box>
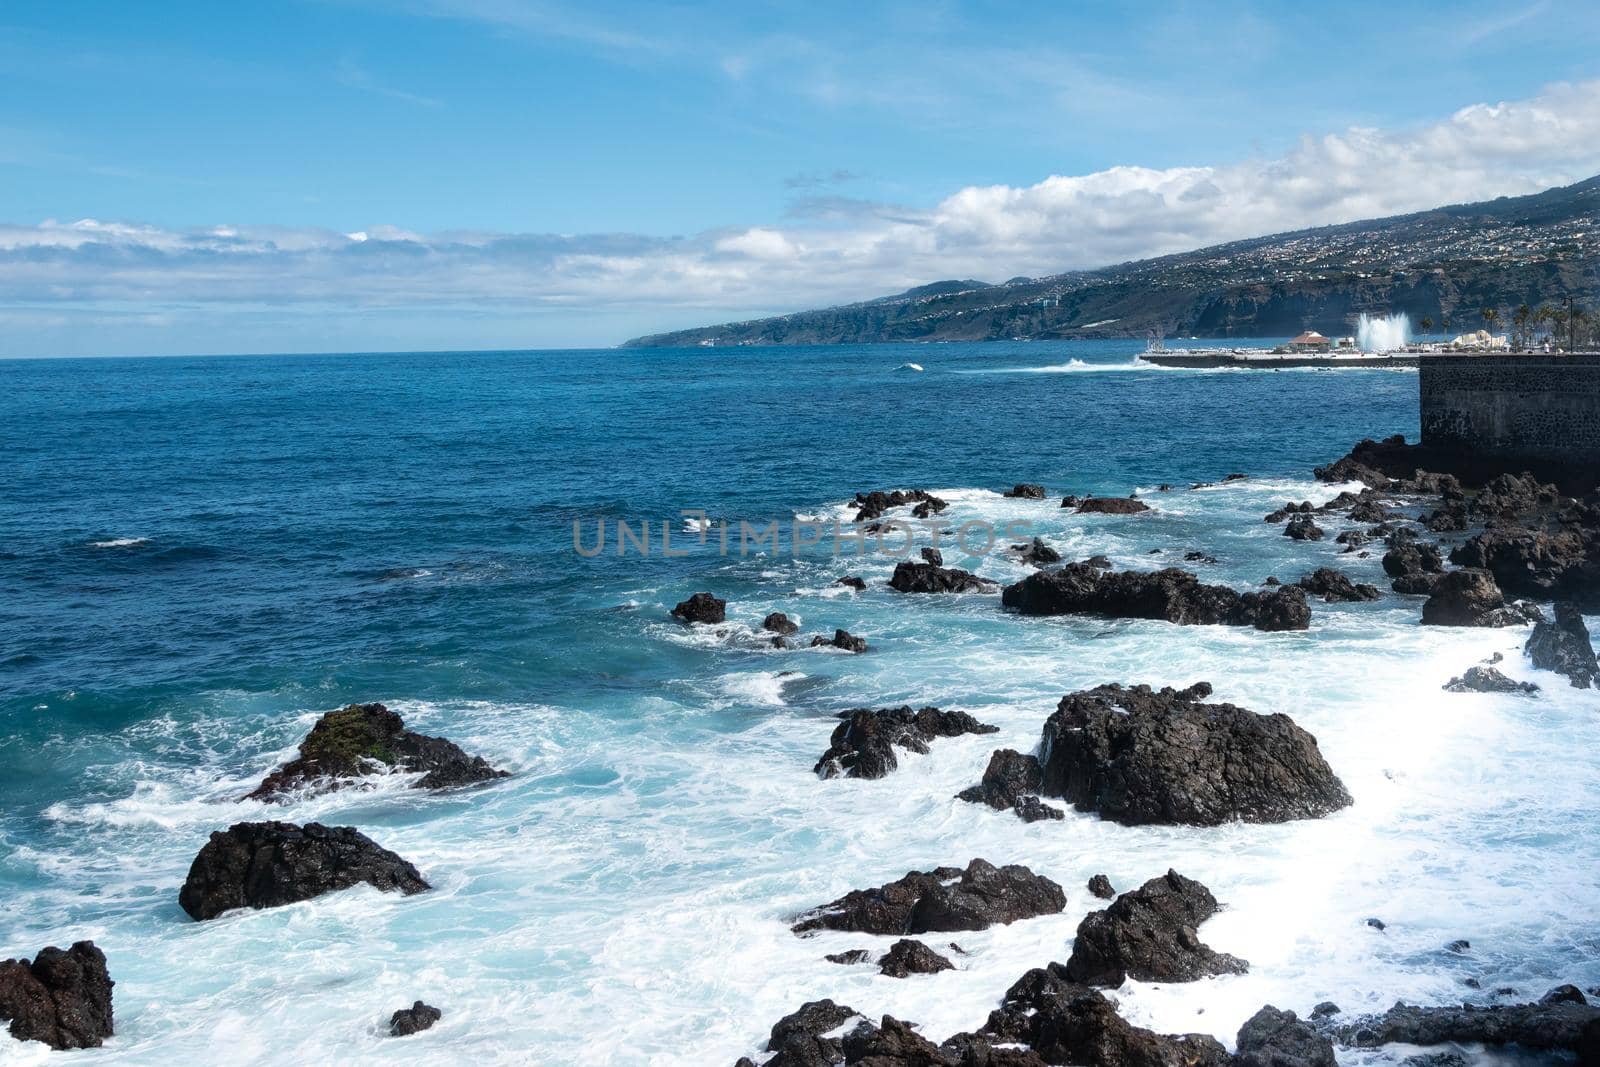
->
<box><xmin>89</xmin><ymin>536</ymin><xmax>149</xmax><ymax>548</ymax></box>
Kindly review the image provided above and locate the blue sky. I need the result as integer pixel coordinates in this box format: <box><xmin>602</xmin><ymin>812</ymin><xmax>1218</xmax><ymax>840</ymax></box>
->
<box><xmin>3</xmin><ymin>0</ymin><xmax>1599</xmax><ymax>355</ymax></box>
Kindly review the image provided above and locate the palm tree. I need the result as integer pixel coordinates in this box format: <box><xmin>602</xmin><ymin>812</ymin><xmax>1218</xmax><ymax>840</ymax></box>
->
<box><xmin>1548</xmin><ymin>306</ymin><xmax>1569</xmax><ymax>350</ymax></box>
<box><xmin>1513</xmin><ymin>304</ymin><xmax>1531</xmax><ymax>350</ymax></box>
<box><xmin>1571</xmin><ymin>305</ymin><xmax>1590</xmax><ymax>352</ymax></box>
<box><xmin>1419</xmin><ymin>315</ymin><xmax>1434</xmax><ymax>338</ymax></box>
<box><xmin>1480</xmin><ymin>307</ymin><xmax>1499</xmax><ymax>333</ymax></box>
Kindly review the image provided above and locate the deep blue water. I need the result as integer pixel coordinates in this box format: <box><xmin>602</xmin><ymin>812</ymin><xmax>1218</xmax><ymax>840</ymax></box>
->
<box><xmin>2</xmin><ymin>342</ymin><xmax>1594</xmax><ymax>1065</ymax></box>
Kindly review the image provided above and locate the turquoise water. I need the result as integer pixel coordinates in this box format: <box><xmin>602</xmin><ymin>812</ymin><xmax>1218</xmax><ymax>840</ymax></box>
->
<box><xmin>1</xmin><ymin>341</ymin><xmax>1596</xmax><ymax>1064</ymax></box>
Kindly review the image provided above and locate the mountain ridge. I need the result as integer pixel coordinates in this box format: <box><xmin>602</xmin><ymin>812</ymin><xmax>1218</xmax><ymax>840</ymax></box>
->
<box><xmin>623</xmin><ymin>176</ymin><xmax>1600</xmax><ymax>347</ymax></box>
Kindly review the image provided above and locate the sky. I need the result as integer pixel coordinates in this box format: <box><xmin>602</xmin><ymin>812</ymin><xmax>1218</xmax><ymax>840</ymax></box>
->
<box><xmin>3</xmin><ymin>0</ymin><xmax>1600</xmax><ymax>356</ymax></box>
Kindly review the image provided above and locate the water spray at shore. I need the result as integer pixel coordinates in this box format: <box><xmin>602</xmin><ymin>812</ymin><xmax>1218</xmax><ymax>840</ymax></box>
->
<box><xmin>1357</xmin><ymin>312</ymin><xmax>1410</xmax><ymax>352</ymax></box>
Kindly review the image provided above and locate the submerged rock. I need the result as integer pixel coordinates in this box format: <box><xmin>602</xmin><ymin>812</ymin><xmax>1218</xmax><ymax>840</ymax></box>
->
<box><xmin>1235</xmin><ymin>1006</ymin><xmax>1335</xmax><ymax>1067</ymax></box>
<box><xmin>389</xmin><ymin>1001</ymin><xmax>442</xmax><ymax>1037</ymax></box>
<box><xmin>814</xmin><ymin>706</ymin><xmax>998</xmax><ymax>780</ymax></box>
<box><xmin>1526</xmin><ymin>601</ymin><xmax>1599</xmax><ymax>689</ymax></box>
<box><xmin>1421</xmin><ymin>570</ymin><xmax>1543</xmax><ymax>628</ymax></box>
<box><xmin>824</xmin><ymin>949</ymin><xmax>872</xmax><ymax>966</ymax></box>
<box><xmin>0</xmin><ymin>941</ymin><xmax>114</xmax><ymax>1050</ymax></box>
<box><xmin>878</xmin><ymin>939</ymin><xmax>954</xmax><ymax>978</ymax></box>
<box><xmin>791</xmin><ymin>858</ymin><xmax>1066</xmax><ymax>936</ymax></box>
<box><xmin>178</xmin><ymin>821</ymin><xmax>429</xmax><ymax>921</ymax></box>
<box><xmin>956</xmin><ymin>749</ymin><xmax>1065</xmax><ymax>822</ymax></box>
<box><xmin>836</xmin><ymin>576</ymin><xmax>867</xmax><ymax>591</ymax></box>
<box><xmin>1443</xmin><ymin>666</ymin><xmax>1540</xmax><ymax>695</ymax></box>
<box><xmin>1295</xmin><ymin>567</ymin><xmax>1380</xmax><ymax>603</ymax></box>
<box><xmin>671</xmin><ymin>592</ymin><xmax>726</xmax><ymax>623</ymax></box>
<box><xmin>1039</xmin><ymin>683</ymin><xmax>1351</xmax><ymax>826</ymax></box>
<box><xmin>245</xmin><ymin>703</ymin><xmax>507</xmax><ymax>801</ymax></box>
<box><xmin>889</xmin><ymin>561</ymin><xmax>999</xmax><ymax>594</ymax></box>
<box><xmin>1001</xmin><ymin>563</ymin><xmax>1310</xmax><ymax>632</ymax></box>
<box><xmin>1078</xmin><ymin>497</ymin><xmax>1150</xmax><ymax>515</ymax></box>
<box><xmin>1065</xmin><ymin>870</ymin><xmax>1248</xmax><ymax>987</ymax></box>
<box><xmin>1004</xmin><ymin>483</ymin><xmax>1047</xmax><ymax>499</ymax></box>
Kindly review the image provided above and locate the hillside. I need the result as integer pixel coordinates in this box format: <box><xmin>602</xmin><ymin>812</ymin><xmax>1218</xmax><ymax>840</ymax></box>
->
<box><xmin>624</xmin><ymin>176</ymin><xmax>1600</xmax><ymax>347</ymax></box>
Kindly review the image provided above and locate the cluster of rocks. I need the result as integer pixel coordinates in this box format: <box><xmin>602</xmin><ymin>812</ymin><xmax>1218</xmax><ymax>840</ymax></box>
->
<box><xmin>1001</xmin><ymin>563</ymin><xmax>1311</xmax><ymax>632</ymax></box>
<box><xmin>813</xmin><ymin>706</ymin><xmax>997</xmax><ymax>780</ymax></box>
<box><xmin>673</xmin><ymin>594</ymin><xmax>868</xmax><ymax>653</ymax></box>
<box><xmin>853</xmin><ymin>489</ymin><xmax>948</xmax><ymax>525</ymax></box>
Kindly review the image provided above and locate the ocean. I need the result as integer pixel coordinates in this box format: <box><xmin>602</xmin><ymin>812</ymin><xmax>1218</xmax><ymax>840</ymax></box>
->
<box><xmin>1</xmin><ymin>341</ymin><xmax>1594</xmax><ymax>1064</ymax></box>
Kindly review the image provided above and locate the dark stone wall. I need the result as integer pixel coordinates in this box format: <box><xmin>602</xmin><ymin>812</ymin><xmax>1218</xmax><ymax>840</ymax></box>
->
<box><xmin>1420</xmin><ymin>354</ymin><xmax>1600</xmax><ymax>467</ymax></box>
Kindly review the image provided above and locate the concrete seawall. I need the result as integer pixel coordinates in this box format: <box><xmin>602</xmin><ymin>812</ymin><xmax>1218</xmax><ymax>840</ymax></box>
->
<box><xmin>1420</xmin><ymin>353</ymin><xmax>1600</xmax><ymax>470</ymax></box>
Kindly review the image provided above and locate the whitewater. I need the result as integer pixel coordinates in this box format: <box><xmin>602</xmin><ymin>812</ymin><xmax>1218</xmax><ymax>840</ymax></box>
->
<box><xmin>0</xmin><ymin>341</ymin><xmax>1594</xmax><ymax>1065</ymax></box>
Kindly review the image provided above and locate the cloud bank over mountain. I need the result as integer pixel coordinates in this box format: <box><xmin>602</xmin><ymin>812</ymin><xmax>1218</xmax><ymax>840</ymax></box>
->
<box><xmin>4</xmin><ymin>80</ymin><xmax>1600</xmax><ymax>354</ymax></box>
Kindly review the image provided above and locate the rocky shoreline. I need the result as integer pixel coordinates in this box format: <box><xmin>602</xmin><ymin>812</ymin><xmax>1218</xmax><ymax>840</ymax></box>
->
<box><xmin>6</xmin><ymin>435</ymin><xmax>1597</xmax><ymax>1059</ymax></box>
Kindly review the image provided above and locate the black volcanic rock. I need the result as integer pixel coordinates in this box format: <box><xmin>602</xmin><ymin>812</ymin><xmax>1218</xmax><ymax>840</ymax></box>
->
<box><xmin>178</xmin><ymin>821</ymin><xmax>429</xmax><ymax>921</ymax></box>
<box><xmin>1088</xmin><ymin>874</ymin><xmax>1116</xmax><ymax>900</ymax></box>
<box><xmin>389</xmin><ymin>1001</ymin><xmax>442</xmax><ymax>1037</ymax></box>
<box><xmin>1384</xmin><ymin>541</ymin><xmax>1445</xmax><ymax>591</ymax></box>
<box><xmin>246</xmin><ymin>703</ymin><xmax>507</xmax><ymax>801</ymax></box>
<box><xmin>762</xmin><ymin>999</ymin><xmax>863</xmax><ymax>1064</ymax></box>
<box><xmin>1015</xmin><ymin>537</ymin><xmax>1062</xmax><ymax>567</ymax></box>
<box><xmin>878</xmin><ymin>939</ymin><xmax>954</xmax><ymax>978</ymax></box>
<box><xmin>1443</xmin><ymin>666</ymin><xmax>1540</xmax><ymax>694</ymax></box>
<box><xmin>1451</xmin><ymin>524</ymin><xmax>1597</xmax><ymax>607</ymax></box>
<box><xmin>1296</xmin><ymin>567</ymin><xmax>1380</xmax><ymax>603</ymax></box>
<box><xmin>763</xmin><ymin>611</ymin><xmax>799</xmax><ymax>635</ymax></box>
<box><xmin>920</xmin><ymin>547</ymin><xmax>944</xmax><ymax>566</ymax></box>
<box><xmin>810</xmin><ymin>628</ymin><xmax>868</xmax><ymax>653</ymax></box>
<box><xmin>972</xmin><ymin>973</ymin><xmax>1229</xmax><ymax>1067</ymax></box>
<box><xmin>1334</xmin><ymin>995</ymin><xmax>1600</xmax><ymax>1056</ymax></box>
<box><xmin>1265</xmin><ymin>501</ymin><xmax>1314</xmax><ymax>523</ymax></box>
<box><xmin>1064</xmin><ymin>870</ymin><xmax>1248</xmax><ymax>987</ymax></box>
<box><xmin>1526</xmin><ymin>602</ymin><xmax>1599</xmax><ymax>688</ymax></box>
<box><xmin>671</xmin><ymin>591</ymin><xmax>726</xmax><ymax>623</ymax></box>
<box><xmin>957</xmin><ymin>749</ymin><xmax>1064</xmax><ymax>822</ymax></box>
<box><xmin>1004</xmin><ymin>483</ymin><xmax>1047</xmax><ymax>499</ymax></box>
<box><xmin>1078</xmin><ymin>496</ymin><xmax>1150</xmax><ymax>515</ymax></box>
<box><xmin>836</xmin><ymin>576</ymin><xmax>867</xmax><ymax>591</ymax></box>
<box><xmin>1421</xmin><ymin>570</ymin><xmax>1543</xmax><ymax>627</ymax></box>
<box><xmin>1001</xmin><ymin>563</ymin><xmax>1310</xmax><ymax>632</ymax></box>
<box><xmin>791</xmin><ymin>859</ymin><xmax>1066</xmax><ymax>936</ymax></box>
<box><xmin>1039</xmin><ymin>683</ymin><xmax>1351</xmax><ymax>826</ymax></box>
<box><xmin>853</xmin><ymin>489</ymin><xmax>946</xmax><ymax>523</ymax></box>
<box><xmin>0</xmin><ymin>942</ymin><xmax>114</xmax><ymax>1050</ymax></box>
<box><xmin>1284</xmin><ymin>514</ymin><xmax>1325</xmax><ymax>541</ymax></box>
<box><xmin>889</xmin><ymin>561</ymin><xmax>999</xmax><ymax>594</ymax></box>
<box><xmin>815</xmin><ymin>706</ymin><xmax>998</xmax><ymax>780</ymax></box>
<box><xmin>1235</xmin><ymin>1006</ymin><xmax>1335</xmax><ymax>1067</ymax></box>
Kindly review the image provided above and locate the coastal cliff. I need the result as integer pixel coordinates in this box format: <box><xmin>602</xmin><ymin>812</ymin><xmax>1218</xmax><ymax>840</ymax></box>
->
<box><xmin>625</xmin><ymin>176</ymin><xmax>1599</xmax><ymax>347</ymax></box>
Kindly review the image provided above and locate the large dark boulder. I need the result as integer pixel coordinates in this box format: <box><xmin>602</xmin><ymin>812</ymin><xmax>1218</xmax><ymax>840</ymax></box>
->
<box><xmin>1384</xmin><ymin>542</ymin><xmax>1444</xmax><ymax>592</ymax></box>
<box><xmin>763</xmin><ymin>999</ymin><xmax>863</xmax><ymax>1065</ymax></box>
<box><xmin>1334</xmin><ymin>994</ymin><xmax>1600</xmax><ymax>1056</ymax></box>
<box><xmin>178</xmin><ymin>821</ymin><xmax>430</xmax><ymax>921</ymax></box>
<box><xmin>671</xmin><ymin>591</ymin><xmax>726</xmax><ymax>623</ymax></box>
<box><xmin>957</xmin><ymin>749</ymin><xmax>1064</xmax><ymax>822</ymax></box>
<box><xmin>1283</xmin><ymin>515</ymin><xmax>1325</xmax><ymax>541</ymax></box>
<box><xmin>1001</xmin><ymin>564</ymin><xmax>1311</xmax><ymax>632</ymax></box>
<box><xmin>389</xmin><ymin>1001</ymin><xmax>442</xmax><ymax>1037</ymax></box>
<box><xmin>1235</xmin><ymin>1006</ymin><xmax>1335</xmax><ymax>1067</ymax></box>
<box><xmin>763</xmin><ymin>612</ymin><xmax>800</xmax><ymax>636</ymax></box>
<box><xmin>1039</xmin><ymin>683</ymin><xmax>1351</xmax><ymax>826</ymax></box>
<box><xmin>815</xmin><ymin>706</ymin><xmax>998</xmax><ymax>780</ymax></box>
<box><xmin>1526</xmin><ymin>601</ymin><xmax>1599</xmax><ymax>689</ymax></box>
<box><xmin>1450</xmin><ymin>525</ymin><xmax>1594</xmax><ymax>605</ymax></box>
<box><xmin>0</xmin><ymin>942</ymin><xmax>114</xmax><ymax>1050</ymax></box>
<box><xmin>810</xmin><ymin>628</ymin><xmax>869</xmax><ymax>653</ymax></box>
<box><xmin>1443</xmin><ymin>666</ymin><xmax>1540</xmax><ymax>695</ymax></box>
<box><xmin>1064</xmin><ymin>870</ymin><xmax>1247</xmax><ymax>987</ymax></box>
<box><xmin>890</xmin><ymin>562</ymin><xmax>999</xmax><ymax>594</ymax></box>
<box><xmin>974</xmin><ymin>969</ymin><xmax>1230</xmax><ymax>1067</ymax></box>
<box><xmin>1421</xmin><ymin>570</ymin><xmax>1543</xmax><ymax>628</ymax></box>
<box><xmin>878</xmin><ymin>939</ymin><xmax>954</xmax><ymax>978</ymax></box>
<box><xmin>1078</xmin><ymin>497</ymin><xmax>1150</xmax><ymax>515</ymax></box>
<box><xmin>246</xmin><ymin>703</ymin><xmax>507</xmax><ymax>801</ymax></box>
<box><xmin>1295</xmin><ymin>568</ymin><xmax>1380</xmax><ymax>603</ymax></box>
<box><xmin>792</xmin><ymin>859</ymin><xmax>1066</xmax><ymax>936</ymax></box>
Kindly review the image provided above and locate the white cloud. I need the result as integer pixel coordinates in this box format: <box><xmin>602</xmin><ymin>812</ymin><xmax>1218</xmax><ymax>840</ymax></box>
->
<box><xmin>3</xmin><ymin>80</ymin><xmax>1599</xmax><ymax>350</ymax></box>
